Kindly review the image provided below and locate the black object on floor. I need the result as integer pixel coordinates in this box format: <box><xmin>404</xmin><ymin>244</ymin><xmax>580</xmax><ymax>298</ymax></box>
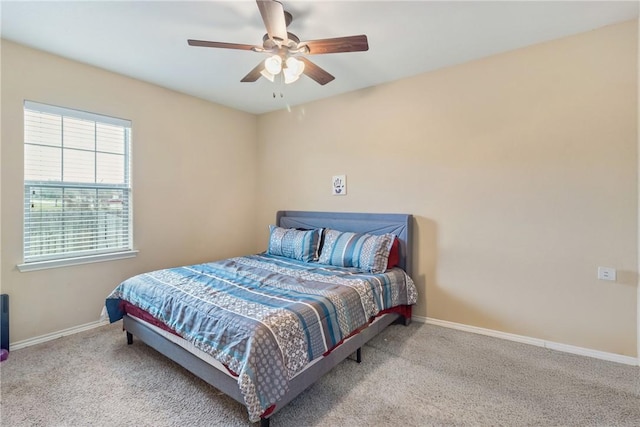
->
<box><xmin>1</xmin><ymin>293</ymin><xmax>9</xmax><ymax>353</ymax></box>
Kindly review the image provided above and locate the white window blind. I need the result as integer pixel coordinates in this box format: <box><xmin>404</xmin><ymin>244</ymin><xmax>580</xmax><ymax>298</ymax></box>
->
<box><xmin>23</xmin><ymin>101</ymin><xmax>133</xmax><ymax>263</ymax></box>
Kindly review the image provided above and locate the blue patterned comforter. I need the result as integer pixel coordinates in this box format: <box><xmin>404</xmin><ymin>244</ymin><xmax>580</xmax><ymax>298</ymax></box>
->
<box><xmin>105</xmin><ymin>253</ymin><xmax>417</xmax><ymax>422</ymax></box>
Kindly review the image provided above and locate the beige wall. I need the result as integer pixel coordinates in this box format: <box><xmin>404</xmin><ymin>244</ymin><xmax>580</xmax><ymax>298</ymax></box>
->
<box><xmin>2</xmin><ymin>20</ymin><xmax>638</xmax><ymax>358</ymax></box>
<box><xmin>256</xmin><ymin>21</ymin><xmax>639</xmax><ymax>356</ymax></box>
<box><xmin>0</xmin><ymin>40</ymin><xmax>258</xmax><ymax>342</ymax></box>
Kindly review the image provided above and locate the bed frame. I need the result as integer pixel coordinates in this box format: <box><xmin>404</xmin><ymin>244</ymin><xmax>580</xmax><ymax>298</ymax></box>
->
<box><xmin>123</xmin><ymin>211</ymin><xmax>413</xmax><ymax>426</ymax></box>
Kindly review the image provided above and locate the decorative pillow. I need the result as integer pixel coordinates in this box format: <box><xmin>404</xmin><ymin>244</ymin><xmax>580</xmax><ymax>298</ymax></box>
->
<box><xmin>387</xmin><ymin>237</ymin><xmax>400</xmax><ymax>270</ymax></box>
<box><xmin>267</xmin><ymin>226</ymin><xmax>322</xmax><ymax>262</ymax></box>
<box><xmin>318</xmin><ymin>229</ymin><xmax>395</xmax><ymax>273</ymax></box>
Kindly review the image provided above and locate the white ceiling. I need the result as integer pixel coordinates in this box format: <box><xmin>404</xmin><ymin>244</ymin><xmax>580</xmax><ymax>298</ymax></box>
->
<box><xmin>1</xmin><ymin>1</ymin><xmax>638</xmax><ymax>115</ymax></box>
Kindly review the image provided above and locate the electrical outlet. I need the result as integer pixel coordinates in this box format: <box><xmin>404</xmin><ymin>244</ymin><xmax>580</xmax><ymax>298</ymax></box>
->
<box><xmin>597</xmin><ymin>267</ymin><xmax>616</xmax><ymax>281</ymax></box>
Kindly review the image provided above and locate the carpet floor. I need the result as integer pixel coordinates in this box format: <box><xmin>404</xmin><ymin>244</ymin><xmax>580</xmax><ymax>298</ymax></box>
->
<box><xmin>1</xmin><ymin>321</ymin><xmax>638</xmax><ymax>426</ymax></box>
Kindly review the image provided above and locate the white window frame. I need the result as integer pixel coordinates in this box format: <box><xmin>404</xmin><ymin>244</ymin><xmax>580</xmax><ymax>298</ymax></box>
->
<box><xmin>18</xmin><ymin>101</ymin><xmax>137</xmax><ymax>272</ymax></box>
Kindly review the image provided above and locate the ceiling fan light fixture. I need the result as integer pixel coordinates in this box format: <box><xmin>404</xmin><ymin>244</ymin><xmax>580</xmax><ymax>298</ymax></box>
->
<box><xmin>260</xmin><ymin>69</ymin><xmax>276</xmax><ymax>82</ymax></box>
<box><xmin>283</xmin><ymin>68</ymin><xmax>300</xmax><ymax>84</ymax></box>
<box><xmin>285</xmin><ymin>56</ymin><xmax>304</xmax><ymax>76</ymax></box>
<box><xmin>264</xmin><ymin>55</ymin><xmax>282</xmax><ymax>75</ymax></box>
<box><xmin>282</xmin><ymin>56</ymin><xmax>304</xmax><ymax>84</ymax></box>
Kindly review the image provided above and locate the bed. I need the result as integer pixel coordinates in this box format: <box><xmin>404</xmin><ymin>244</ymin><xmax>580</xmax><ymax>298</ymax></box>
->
<box><xmin>105</xmin><ymin>211</ymin><xmax>416</xmax><ymax>426</ymax></box>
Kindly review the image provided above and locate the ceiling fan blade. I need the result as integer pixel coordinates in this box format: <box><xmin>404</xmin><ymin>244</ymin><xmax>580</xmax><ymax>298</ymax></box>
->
<box><xmin>299</xmin><ymin>57</ymin><xmax>335</xmax><ymax>85</ymax></box>
<box><xmin>241</xmin><ymin>62</ymin><xmax>265</xmax><ymax>82</ymax></box>
<box><xmin>188</xmin><ymin>39</ymin><xmax>256</xmax><ymax>51</ymax></box>
<box><xmin>256</xmin><ymin>0</ymin><xmax>288</xmax><ymax>43</ymax></box>
<box><xmin>301</xmin><ymin>35</ymin><xmax>369</xmax><ymax>55</ymax></box>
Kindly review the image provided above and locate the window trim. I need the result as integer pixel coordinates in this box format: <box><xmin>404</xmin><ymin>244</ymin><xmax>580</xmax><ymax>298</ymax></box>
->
<box><xmin>21</xmin><ymin>100</ymin><xmax>134</xmax><ymax>268</ymax></box>
<box><xmin>17</xmin><ymin>250</ymin><xmax>139</xmax><ymax>272</ymax></box>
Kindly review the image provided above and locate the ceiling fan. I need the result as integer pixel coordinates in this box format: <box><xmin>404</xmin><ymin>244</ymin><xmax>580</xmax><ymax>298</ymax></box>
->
<box><xmin>187</xmin><ymin>0</ymin><xmax>369</xmax><ymax>85</ymax></box>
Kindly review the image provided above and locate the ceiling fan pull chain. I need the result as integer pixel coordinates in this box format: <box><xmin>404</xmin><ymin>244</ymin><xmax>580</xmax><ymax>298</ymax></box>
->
<box><xmin>280</xmin><ymin>73</ymin><xmax>285</xmax><ymax>98</ymax></box>
<box><xmin>270</xmin><ymin>73</ymin><xmax>283</xmax><ymax>99</ymax></box>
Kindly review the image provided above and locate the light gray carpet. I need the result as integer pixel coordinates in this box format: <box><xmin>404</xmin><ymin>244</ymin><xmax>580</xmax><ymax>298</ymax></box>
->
<box><xmin>1</xmin><ymin>321</ymin><xmax>638</xmax><ymax>426</ymax></box>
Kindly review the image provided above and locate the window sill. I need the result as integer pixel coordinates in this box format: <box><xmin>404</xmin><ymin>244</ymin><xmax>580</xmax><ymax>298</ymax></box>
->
<box><xmin>17</xmin><ymin>250</ymin><xmax>139</xmax><ymax>272</ymax></box>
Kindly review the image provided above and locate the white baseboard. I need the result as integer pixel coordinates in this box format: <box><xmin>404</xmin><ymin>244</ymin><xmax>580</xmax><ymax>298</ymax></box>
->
<box><xmin>10</xmin><ymin>319</ymin><xmax>110</xmax><ymax>351</ymax></box>
<box><xmin>414</xmin><ymin>316</ymin><xmax>639</xmax><ymax>367</ymax></box>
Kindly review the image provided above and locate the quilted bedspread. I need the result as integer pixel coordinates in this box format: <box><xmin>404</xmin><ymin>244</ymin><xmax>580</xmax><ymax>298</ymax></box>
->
<box><xmin>105</xmin><ymin>253</ymin><xmax>417</xmax><ymax>422</ymax></box>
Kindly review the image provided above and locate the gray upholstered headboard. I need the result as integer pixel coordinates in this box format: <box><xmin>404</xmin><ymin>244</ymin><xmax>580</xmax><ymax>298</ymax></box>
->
<box><xmin>276</xmin><ymin>211</ymin><xmax>413</xmax><ymax>275</ymax></box>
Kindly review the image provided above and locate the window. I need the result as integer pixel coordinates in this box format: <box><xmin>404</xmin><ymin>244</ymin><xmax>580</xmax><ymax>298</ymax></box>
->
<box><xmin>20</xmin><ymin>101</ymin><xmax>134</xmax><ymax>270</ymax></box>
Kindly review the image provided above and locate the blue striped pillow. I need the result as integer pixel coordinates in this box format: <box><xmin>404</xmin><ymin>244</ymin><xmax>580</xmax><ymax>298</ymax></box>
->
<box><xmin>267</xmin><ymin>226</ymin><xmax>322</xmax><ymax>262</ymax></box>
<box><xmin>318</xmin><ymin>229</ymin><xmax>395</xmax><ymax>273</ymax></box>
